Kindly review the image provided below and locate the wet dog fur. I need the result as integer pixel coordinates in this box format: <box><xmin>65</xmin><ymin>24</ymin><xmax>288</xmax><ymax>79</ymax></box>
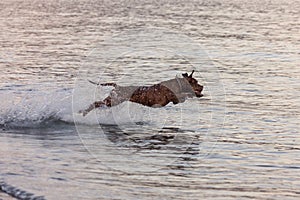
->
<box><xmin>80</xmin><ymin>70</ymin><xmax>203</xmax><ymax>116</ymax></box>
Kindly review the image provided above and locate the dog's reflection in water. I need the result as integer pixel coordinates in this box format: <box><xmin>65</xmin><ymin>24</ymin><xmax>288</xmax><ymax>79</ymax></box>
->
<box><xmin>100</xmin><ymin>124</ymin><xmax>200</xmax><ymax>157</ymax></box>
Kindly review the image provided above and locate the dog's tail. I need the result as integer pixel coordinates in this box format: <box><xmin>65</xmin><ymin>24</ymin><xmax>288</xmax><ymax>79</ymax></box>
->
<box><xmin>100</xmin><ymin>83</ymin><xmax>117</xmax><ymax>87</ymax></box>
<box><xmin>88</xmin><ymin>80</ymin><xmax>117</xmax><ymax>87</ymax></box>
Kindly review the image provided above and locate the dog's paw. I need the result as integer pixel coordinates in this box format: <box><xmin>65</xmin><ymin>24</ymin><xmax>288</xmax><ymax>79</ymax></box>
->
<box><xmin>78</xmin><ymin>110</ymin><xmax>88</xmax><ymax>116</ymax></box>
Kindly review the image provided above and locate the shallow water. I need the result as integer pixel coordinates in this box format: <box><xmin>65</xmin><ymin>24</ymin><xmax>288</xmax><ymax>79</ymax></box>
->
<box><xmin>0</xmin><ymin>0</ymin><xmax>299</xmax><ymax>199</ymax></box>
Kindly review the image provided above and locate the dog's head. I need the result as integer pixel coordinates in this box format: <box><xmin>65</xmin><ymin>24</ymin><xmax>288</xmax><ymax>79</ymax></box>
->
<box><xmin>182</xmin><ymin>70</ymin><xmax>203</xmax><ymax>97</ymax></box>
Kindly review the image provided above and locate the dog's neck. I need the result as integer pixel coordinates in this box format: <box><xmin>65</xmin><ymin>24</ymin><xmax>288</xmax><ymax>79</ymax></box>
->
<box><xmin>160</xmin><ymin>77</ymin><xmax>192</xmax><ymax>94</ymax></box>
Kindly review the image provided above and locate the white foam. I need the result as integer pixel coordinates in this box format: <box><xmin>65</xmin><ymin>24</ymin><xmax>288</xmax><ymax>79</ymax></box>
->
<box><xmin>0</xmin><ymin>89</ymin><xmax>72</xmax><ymax>127</ymax></box>
<box><xmin>0</xmin><ymin>86</ymin><xmax>154</xmax><ymax>127</ymax></box>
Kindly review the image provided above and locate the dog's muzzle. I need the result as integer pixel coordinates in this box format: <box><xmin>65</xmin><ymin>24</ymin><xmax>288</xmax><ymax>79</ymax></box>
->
<box><xmin>195</xmin><ymin>90</ymin><xmax>203</xmax><ymax>97</ymax></box>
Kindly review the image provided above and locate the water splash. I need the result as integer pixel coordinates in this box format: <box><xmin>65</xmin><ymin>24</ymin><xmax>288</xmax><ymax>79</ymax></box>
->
<box><xmin>0</xmin><ymin>88</ymin><xmax>73</xmax><ymax>128</ymax></box>
<box><xmin>0</xmin><ymin>86</ymin><xmax>156</xmax><ymax>127</ymax></box>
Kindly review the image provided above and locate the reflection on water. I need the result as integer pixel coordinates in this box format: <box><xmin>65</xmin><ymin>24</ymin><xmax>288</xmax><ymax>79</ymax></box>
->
<box><xmin>0</xmin><ymin>0</ymin><xmax>299</xmax><ymax>199</ymax></box>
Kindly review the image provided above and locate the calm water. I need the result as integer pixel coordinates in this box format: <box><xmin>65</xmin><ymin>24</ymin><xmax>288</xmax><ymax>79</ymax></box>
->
<box><xmin>0</xmin><ymin>0</ymin><xmax>299</xmax><ymax>199</ymax></box>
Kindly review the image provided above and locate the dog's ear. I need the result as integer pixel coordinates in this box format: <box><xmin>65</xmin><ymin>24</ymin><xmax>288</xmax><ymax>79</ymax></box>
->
<box><xmin>189</xmin><ymin>70</ymin><xmax>195</xmax><ymax>78</ymax></box>
<box><xmin>182</xmin><ymin>73</ymin><xmax>188</xmax><ymax>77</ymax></box>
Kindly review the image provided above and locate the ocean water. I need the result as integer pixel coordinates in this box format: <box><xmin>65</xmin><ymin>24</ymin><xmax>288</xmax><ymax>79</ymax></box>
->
<box><xmin>0</xmin><ymin>0</ymin><xmax>299</xmax><ymax>199</ymax></box>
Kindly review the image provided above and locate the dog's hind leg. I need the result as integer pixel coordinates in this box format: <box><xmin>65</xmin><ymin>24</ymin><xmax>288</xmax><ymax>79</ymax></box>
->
<box><xmin>79</xmin><ymin>97</ymin><xmax>112</xmax><ymax>116</ymax></box>
<box><xmin>79</xmin><ymin>101</ymin><xmax>105</xmax><ymax>116</ymax></box>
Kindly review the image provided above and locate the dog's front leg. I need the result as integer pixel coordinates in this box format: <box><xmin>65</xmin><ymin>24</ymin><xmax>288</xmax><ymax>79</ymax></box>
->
<box><xmin>173</xmin><ymin>93</ymin><xmax>188</xmax><ymax>104</ymax></box>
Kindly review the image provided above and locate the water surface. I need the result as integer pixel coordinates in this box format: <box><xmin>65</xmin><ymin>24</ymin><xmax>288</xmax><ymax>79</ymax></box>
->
<box><xmin>0</xmin><ymin>0</ymin><xmax>299</xmax><ymax>199</ymax></box>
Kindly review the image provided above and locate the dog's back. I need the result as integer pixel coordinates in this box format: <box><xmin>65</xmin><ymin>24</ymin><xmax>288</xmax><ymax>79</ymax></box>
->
<box><xmin>129</xmin><ymin>84</ymin><xmax>177</xmax><ymax>107</ymax></box>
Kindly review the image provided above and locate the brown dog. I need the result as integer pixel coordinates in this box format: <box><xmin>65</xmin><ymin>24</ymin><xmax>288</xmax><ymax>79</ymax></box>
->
<box><xmin>80</xmin><ymin>70</ymin><xmax>203</xmax><ymax>116</ymax></box>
